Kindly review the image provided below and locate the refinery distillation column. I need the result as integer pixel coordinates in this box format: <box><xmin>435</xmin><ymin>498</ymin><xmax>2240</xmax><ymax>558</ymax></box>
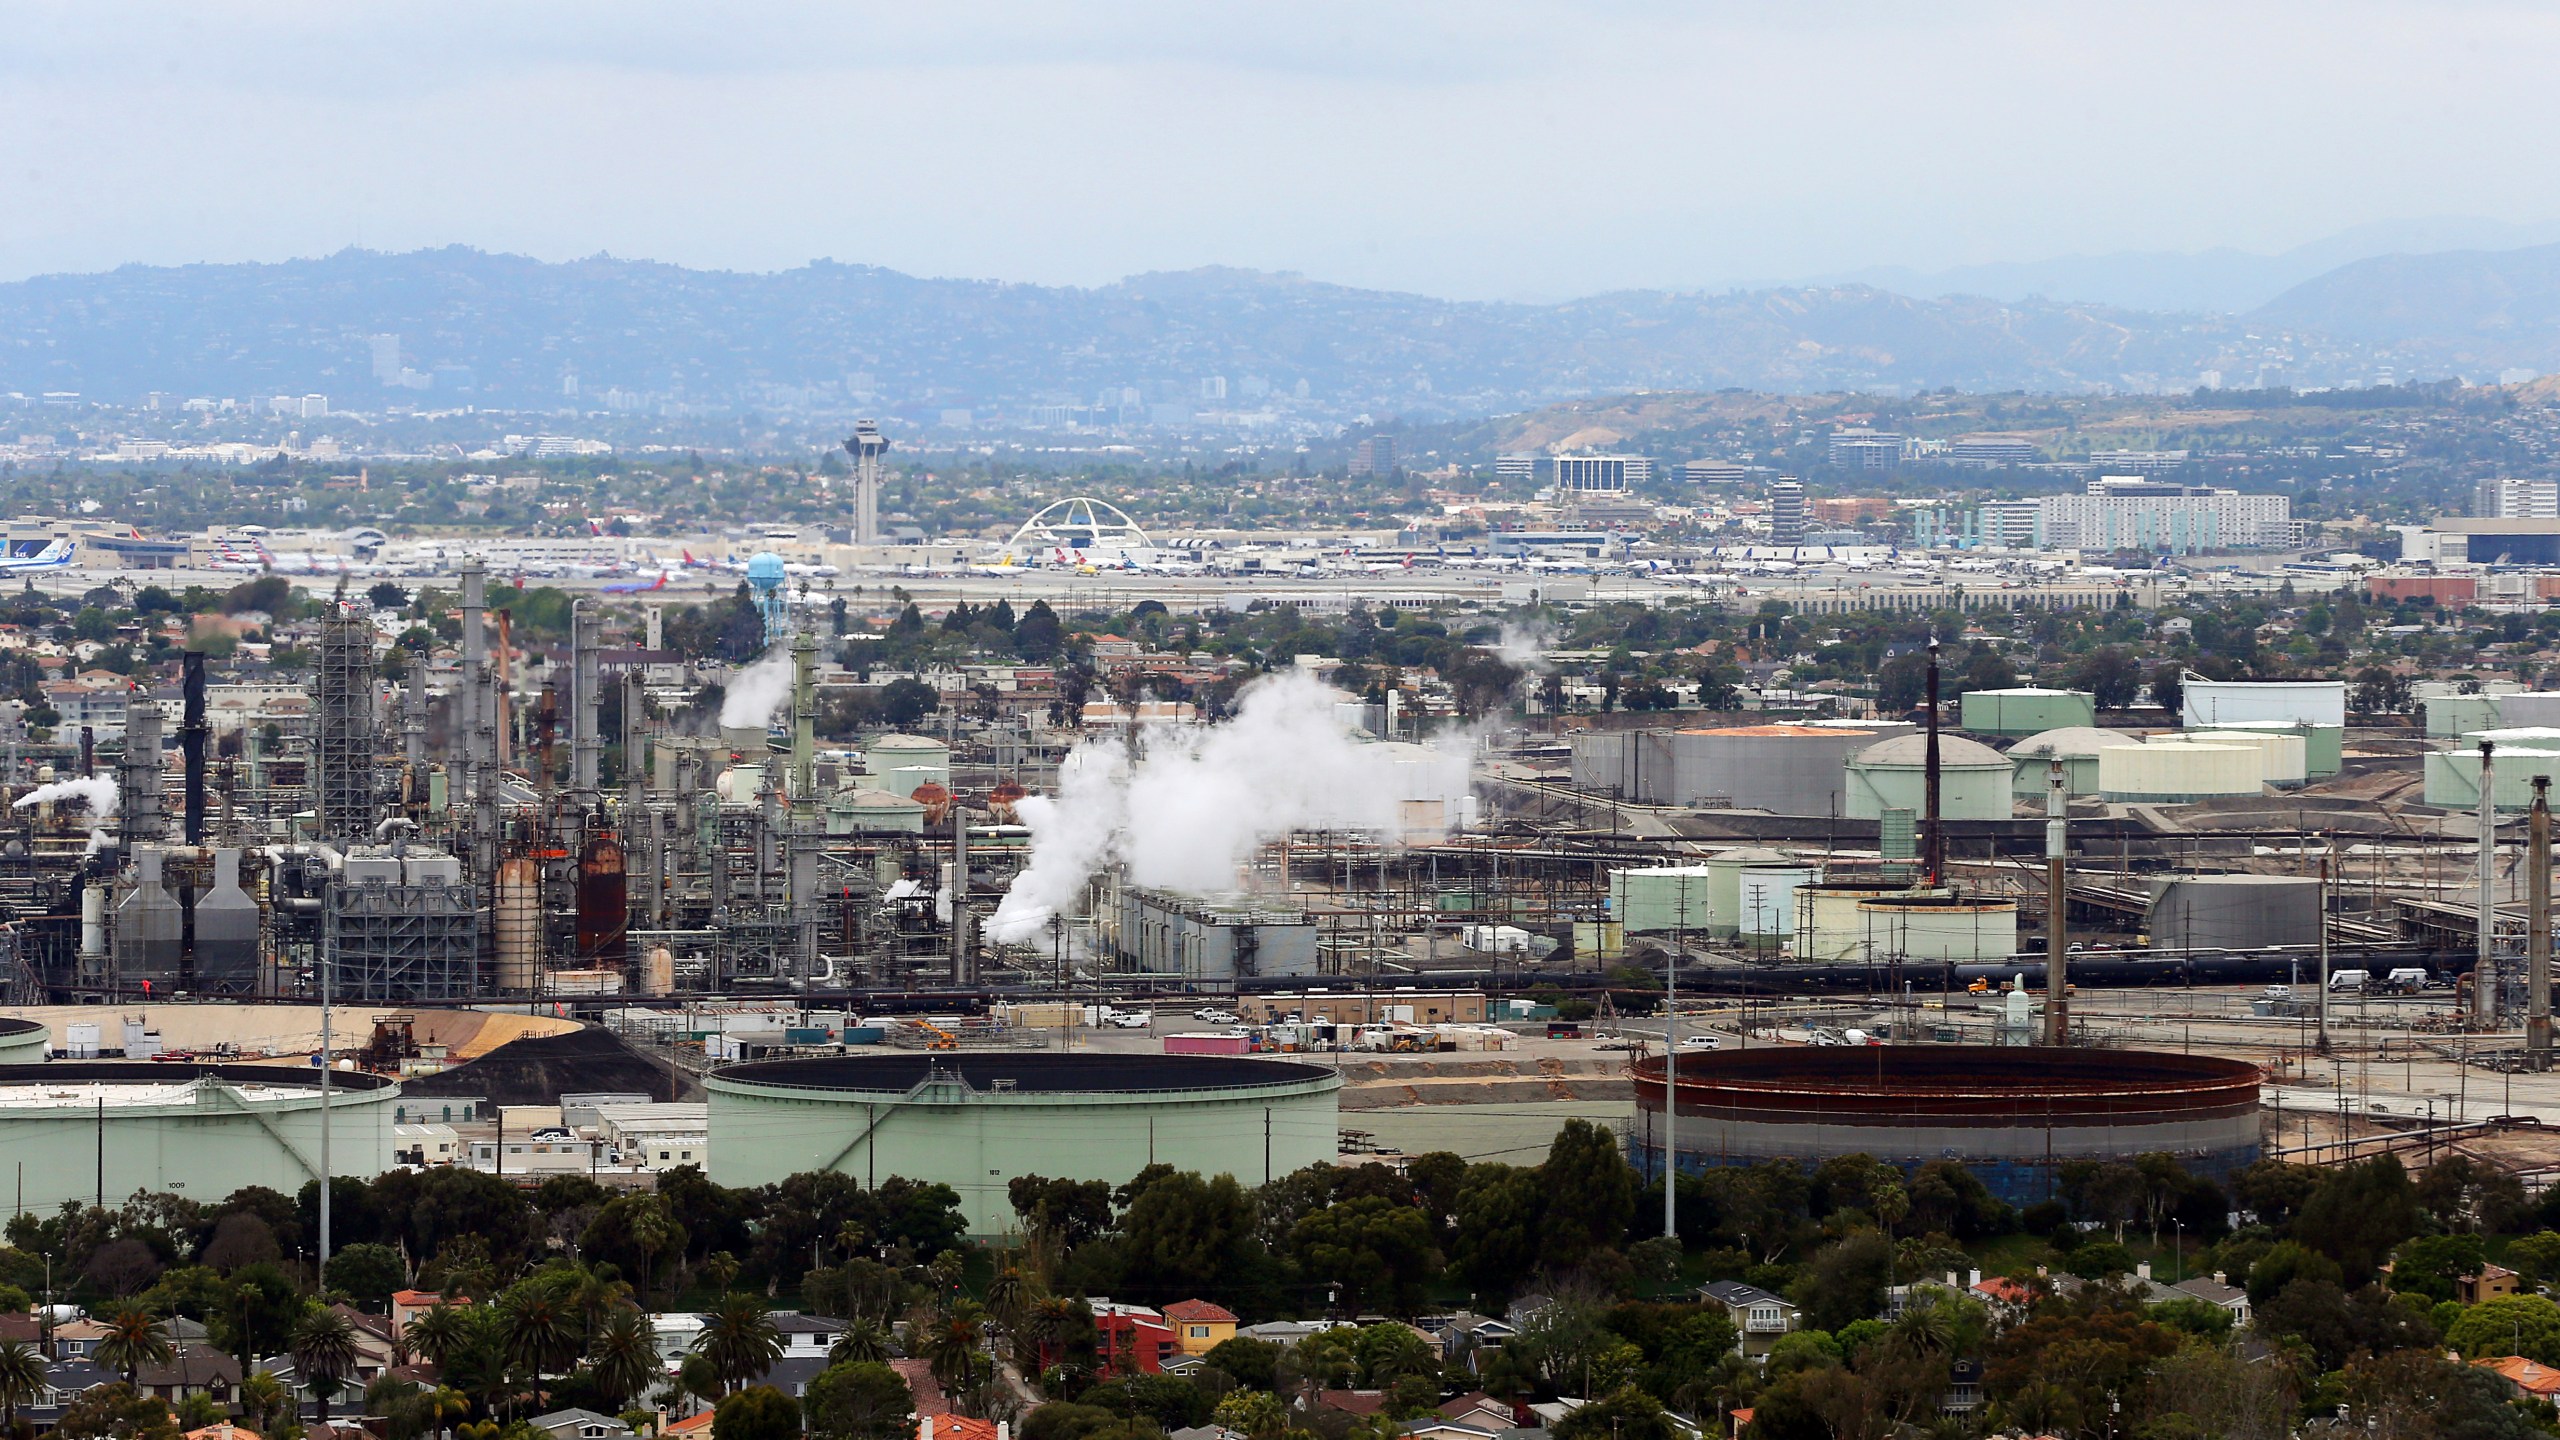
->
<box><xmin>2044</xmin><ymin>757</ymin><xmax>2068</xmax><ymax>1046</ymax></box>
<box><xmin>2480</xmin><ymin>739</ymin><xmax>2499</xmax><ymax>1028</ymax></box>
<box><xmin>2533</xmin><ymin>776</ymin><xmax>2553</xmax><ymax>1070</ymax></box>
<box><xmin>846</xmin><ymin>420</ymin><xmax>888</xmax><ymax>547</ymax></box>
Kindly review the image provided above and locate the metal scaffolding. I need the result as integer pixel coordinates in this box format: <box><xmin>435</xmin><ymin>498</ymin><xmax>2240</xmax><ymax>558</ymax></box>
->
<box><xmin>324</xmin><ymin>877</ymin><xmax>483</xmax><ymax>1002</ymax></box>
<box><xmin>313</xmin><ymin>612</ymin><xmax>379</xmax><ymax>843</ymax></box>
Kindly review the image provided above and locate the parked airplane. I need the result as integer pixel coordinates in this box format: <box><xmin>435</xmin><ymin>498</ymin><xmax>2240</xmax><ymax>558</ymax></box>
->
<box><xmin>0</xmin><ymin>537</ymin><xmax>76</xmax><ymax>574</ymax></box>
<box><xmin>599</xmin><ymin>574</ymin><xmax>669</xmax><ymax>595</ymax></box>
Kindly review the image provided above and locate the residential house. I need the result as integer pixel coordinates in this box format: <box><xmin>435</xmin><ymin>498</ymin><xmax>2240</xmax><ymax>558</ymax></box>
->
<box><xmin>1238</xmin><ymin>1319</ymin><xmax>1346</xmax><ymax>1348</ymax></box>
<box><xmin>1400</xmin><ymin>1422</ymin><xmax>1497</xmax><ymax>1440</ymax></box>
<box><xmin>1313</xmin><ymin>1391</ymin><xmax>1388</xmax><ymax>1420</ymax></box>
<box><xmin>2152</xmin><ymin>1271</ymin><xmax>2251</xmax><ymax>1328</ymax></box>
<box><xmin>527</xmin><ymin>1409</ymin><xmax>639</xmax><ymax>1440</ymax></box>
<box><xmin>53</xmin><ymin>1318</ymin><xmax>109</xmax><ymax>1359</ymax></box>
<box><xmin>2461</xmin><ymin>1263</ymin><xmax>2524</xmax><ymax>1306</ymax></box>
<box><xmin>1430</xmin><ymin>1314</ymin><xmax>1519</xmax><ymax>1376</ymax></box>
<box><xmin>2479</xmin><ymin>1356</ymin><xmax>2560</xmax><ymax>1401</ymax></box>
<box><xmin>1094</xmin><ymin>1306</ymin><xmax>1180</xmax><ymax>1375</ymax></box>
<box><xmin>772</xmin><ymin>1312</ymin><xmax>849</xmax><ymax>1358</ymax></box>
<box><xmin>915</xmin><ymin>1419</ymin><xmax>1001</xmax><ymax>1440</ymax></box>
<box><xmin>1162</xmin><ymin>1299</ymin><xmax>1239</xmax><ymax>1356</ymax></box>
<box><xmin>186</xmin><ymin>1425</ymin><xmax>261</xmax><ymax>1440</ymax></box>
<box><xmin>1943</xmin><ymin>1358</ymin><xmax>1985</xmax><ymax>1416</ymax></box>
<box><xmin>133</xmin><ymin>1346</ymin><xmax>242</xmax><ymax>1409</ymax></box>
<box><xmin>390</xmin><ymin>1290</ymin><xmax>463</xmax><ymax>1343</ymax></box>
<box><xmin>1438</xmin><ymin>1395</ymin><xmax>1523</xmax><ymax>1432</ymax></box>
<box><xmin>1696</xmin><ymin>1281</ymin><xmax>1800</xmax><ymax>1360</ymax></box>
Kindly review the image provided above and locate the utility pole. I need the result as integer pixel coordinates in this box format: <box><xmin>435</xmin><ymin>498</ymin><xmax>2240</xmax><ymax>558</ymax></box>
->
<box><xmin>2532</xmin><ymin>776</ymin><xmax>2552</xmax><ymax>1070</ymax></box>
<box><xmin>2044</xmin><ymin>757</ymin><xmax>2067</xmax><ymax>1046</ymax></box>
<box><xmin>1663</xmin><ymin>872</ymin><xmax>1682</xmax><ymax>1242</ymax></box>
<box><xmin>1922</xmin><ymin>641</ymin><xmax>1945</xmax><ymax>887</ymax></box>
<box><xmin>2316</xmin><ymin>845</ymin><xmax>2332</xmax><ymax>1054</ymax></box>
<box><xmin>2479</xmin><ymin>739</ymin><xmax>2499</xmax><ymax>1028</ymax></box>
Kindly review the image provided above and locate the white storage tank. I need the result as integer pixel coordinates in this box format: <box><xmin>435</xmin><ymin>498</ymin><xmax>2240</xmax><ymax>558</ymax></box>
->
<box><xmin>2098</xmin><ymin>742</ymin><xmax>2263</xmax><ymax>802</ymax></box>
<box><xmin>2496</xmin><ymin>693</ymin><xmax>2560</xmax><ymax>730</ymax></box>
<box><xmin>1699</xmin><ymin>847</ymin><xmax>1797</xmax><ymax>937</ymax></box>
<box><xmin>2423</xmin><ymin>747</ymin><xmax>2560</xmax><ymax>809</ymax></box>
<box><xmin>1856</xmin><ymin>896</ymin><xmax>2020</xmax><ymax>962</ymax></box>
<box><xmin>2008</xmin><ymin>727</ymin><xmax>2126</xmax><ymax>797</ymax></box>
<box><xmin>866</xmin><ymin>735</ymin><xmax>952</xmax><ymax>795</ymax></box>
<box><xmin>1737</xmin><ymin>865</ymin><xmax>1818</xmax><ymax>940</ymax></box>
<box><xmin>1844</xmin><ymin>734</ymin><xmax>2015</xmax><ymax>821</ymax></box>
<box><xmin>2198</xmin><ymin>718</ymin><xmax>2343</xmax><ymax>777</ymax></box>
<box><xmin>2427</xmin><ymin>694</ymin><xmax>2506</xmax><ymax>738</ymax></box>
<box><xmin>1795</xmin><ymin>881</ymin><xmax>1937</xmax><ymax>961</ymax></box>
<box><xmin>2182</xmin><ymin>730</ymin><xmax>2309</xmax><ymax>787</ymax></box>
<box><xmin>2180</xmin><ymin>677</ymin><xmax>2346</xmax><ymax>729</ymax></box>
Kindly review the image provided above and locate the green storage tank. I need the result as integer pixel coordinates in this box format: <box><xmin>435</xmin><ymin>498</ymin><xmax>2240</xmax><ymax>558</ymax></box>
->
<box><xmin>1611</xmin><ymin>866</ymin><xmax>1716</xmax><ymax>935</ymax></box>
<box><xmin>1960</xmin><ymin>688</ymin><xmax>2097</xmax><ymax>737</ymax></box>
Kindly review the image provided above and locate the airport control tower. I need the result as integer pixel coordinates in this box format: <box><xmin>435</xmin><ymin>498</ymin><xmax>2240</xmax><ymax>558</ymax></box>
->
<box><xmin>846</xmin><ymin>420</ymin><xmax>888</xmax><ymax>546</ymax></box>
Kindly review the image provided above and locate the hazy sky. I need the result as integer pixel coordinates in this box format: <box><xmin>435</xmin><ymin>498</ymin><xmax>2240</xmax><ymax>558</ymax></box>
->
<box><xmin>6</xmin><ymin>1</ymin><xmax>2558</xmax><ymax>300</ymax></box>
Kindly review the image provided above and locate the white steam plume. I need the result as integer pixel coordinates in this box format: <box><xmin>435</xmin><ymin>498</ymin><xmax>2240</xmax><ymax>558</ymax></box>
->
<box><xmin>988</xmin><ymin>668</ymin><xmax>1413</xmax><ymax>943</ymax></box>
<box><xmin>14</xmin><ymin>776</ymin><xmax>118</xmax><ymax>817</ymax></box>
<box><xmin>1496</xmin><ymin>621</ymin><xmax>1553</xmax><ymax>671</ymax></box>
<box><xmin>719</xmin><ymin>648</ymin><xmax>796</xmax><ymax>729</ymax></box>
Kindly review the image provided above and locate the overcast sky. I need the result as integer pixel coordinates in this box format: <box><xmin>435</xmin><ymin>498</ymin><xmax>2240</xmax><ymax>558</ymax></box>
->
<box><xmin>5</xmin><ymin>1</ymin><xmax>2558</xmax><ymax>300</ymax></box>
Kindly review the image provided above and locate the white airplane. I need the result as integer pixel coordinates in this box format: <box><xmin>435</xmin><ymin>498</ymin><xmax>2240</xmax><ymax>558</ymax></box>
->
<box><xmin>215</xmin><ymin>539</ymin><xmax>385</xmax><ymax>578</ymax></box>
<box><xmin>0</xmin><ymin>537</ymin><xmax>77</xmax><ymax>575</ymax></box>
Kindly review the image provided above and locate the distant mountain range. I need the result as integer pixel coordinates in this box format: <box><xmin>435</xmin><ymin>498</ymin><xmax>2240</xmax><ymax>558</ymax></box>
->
<box><xmin>7</xmin><ymin>240</ymin><xmax>2560</xmax><ymax>422</ymax></box>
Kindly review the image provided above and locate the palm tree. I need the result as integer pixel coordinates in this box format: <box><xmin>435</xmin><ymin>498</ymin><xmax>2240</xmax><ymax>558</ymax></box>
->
<box><xmin>291</xmin><ymin>1306</ymin><xmax>362</xmax><ymax>1426</ymax></box>
<box><xmin>417</xmin><ymin>1385</ymin><xmax>473</xmax><ymax>1440</ymax></box>
<box><xmin>588</xmin><ymin>1306</ymin><xmax>661</xmax><ymax>1413</ymax></box>
<box><xmin>94</xmin><ymin>1310</ymin><xmax>172</xmax><ymax>1388</ymax></box>
<box><xmin>827</xmin><ymin>1319</ymin><xmax>891</xmax><ymax>1367</ymax></box>
<box><xmin>694</xmin><ymin>1294</ymin><xmax>780</xmax><ymax>1398</ymax></box>
<box><xmin>624</xmin><ymin>1198</ymin><xmax>678</xmax><ymax>1305</ymax></box>
<box><xmin>0</xmin><ymin>1340</ymin><xmax>44</xmax><ymax>1435</ymax></box>
<box><xmin>984</xmin><ymin>1268</ymin><xmax>1029</xmax><ymax>1335</ymax></box>
<box><xmin>407</xmin><ymin>1303</ymin><xmax>467</xmax><ymax>1369</ymax></box>
<box><xmin>498</xmin><ymin>1285</ymin><xmax>579</xmax><ymax>1411</ymax></box>
<box><xmin>567</xmin><ymin>1270</ymin><xmax>634</xmax><ymax>1353</ymax></box>
<box><xmin>923</xmin><ymin>1309</ymin><xmax>987</xmax><ymax>1398</ymax></box>
<box><xmin>238</xmin><ymin>1370</ymin><xmax>290</xmax><ymax>1436</ymax></box>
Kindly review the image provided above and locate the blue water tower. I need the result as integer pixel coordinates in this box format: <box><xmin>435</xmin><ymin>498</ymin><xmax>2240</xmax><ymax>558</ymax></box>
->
<box><xmin>746</xmin><ymin>552</ymin><xmax>790</xmax><ymax>641</ymax></box>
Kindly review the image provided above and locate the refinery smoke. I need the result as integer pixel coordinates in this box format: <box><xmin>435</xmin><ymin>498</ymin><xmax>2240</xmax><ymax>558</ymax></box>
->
<box><xmin>13</xmin><ymin>776</ymin><xmax>118</xmax><ymax>817</ymax></box>
<box><xmin>719</xmin><ymin>647</ymin><xmax>796</xmax><ymax>729</ymax></box>
<box><xmin>988</xmin><ymin>668</ymin><xmax>1416</xmax><ymax>943</ymax></box>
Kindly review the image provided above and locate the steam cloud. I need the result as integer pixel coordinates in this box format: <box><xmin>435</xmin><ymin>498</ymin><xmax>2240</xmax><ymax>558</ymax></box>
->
<box><xmin>719</xmin><ymin>648</ymin><xmax>796</xmax><ymax>729</ymax></box>
<box><xmin>14</xmin><ymin>776</ymin><xmax>118</xmax><ymax>817</ymax></box>
<box><xmin>1495</xmin><ymin>620</ymin><xmax>1553</xmax><ymax>671</ymax></box>
<box><xmin>987</xmin><ymin>668</ymin><xmax>1418</xmax><ymax>943</ymax></box>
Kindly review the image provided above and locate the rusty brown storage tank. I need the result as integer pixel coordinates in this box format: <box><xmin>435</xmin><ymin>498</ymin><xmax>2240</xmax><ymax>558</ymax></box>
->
<box><xmin>1630</xmin><ymin>1045</ymin><xmax>2262</xmax><ymax>1207</ymax></box>
<box><xmin>577</xmin><ymin>829</ymin><xmax>629</xmax><ymax>968</ymax></box>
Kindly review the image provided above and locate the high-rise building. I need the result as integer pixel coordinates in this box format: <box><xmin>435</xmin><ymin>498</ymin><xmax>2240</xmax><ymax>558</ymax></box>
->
<box><xmin>1554</xmin><ymin>454</ymin><xmax>1651</xmax><ymax>492</ymax></box>
<box><xmin>1769</xmin><ymin>480</ymin><xmax>1807</xmax><ymax>545</ymax></box>
<box><xmin>1827</xmin><ymin>429</ymin><xmax>1903</xmax><ymax>470</ymax></box>
<box><xmin>1948</xmin><ymin>437</ymin><xmax>2040</xmax><ymax>466</ymax></box>
<box><xmin>1681</xmin><ymin>460</ymin><xmax>1749</xmax><ymax>484</ymax></box>
<box><xmin>2034</xmin><ymin>478</ymin><xmax>2291</xmax><ymax>553</ymax></box>
<box><xmin>1351</xmin><ymin>435</ymin><xmax>1398</xmax><ymax>477</ymax></box>
<box><xmin>1494</xmin><ymin>454</ymin><xmax>1542</xmax><ymax>484</ymax></box>
<box><xmin>369</xmin><ymin>334</ymin><xmax>401</xmax><ymax>385</ymax></box>
<box><xmin>2476</xmin><ymin>478</ymin><xmax>2560</xmax><ymax>519</ymax></box>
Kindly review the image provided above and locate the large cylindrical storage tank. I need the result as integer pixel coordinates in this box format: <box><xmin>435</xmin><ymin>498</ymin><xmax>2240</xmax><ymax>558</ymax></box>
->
<box><xmin>2427</xmin><ymin>694</ymin><xmax>2505</xmax><ymax>738</ymax></box>
<box><xmin>2496</xmin><ymin>693</ymin><xmax>2560</xmax><ymax>730</ymax></box>
<box><xmin>2182</xmin><ymin>731</ymin><xmax>2308</xmax><ymax>787</ymax></box>
<box><xmin>2098</xmin><ymin>742</ymin><xmax>2262</xmax><ymax>802</ymax></box>
<box><xmin>2198</xmin><ymin>719</ymin><xmax>2342</xmax><ymax>777</ymax></box>
<box><xmin>2147</xmin><ymin>875</ymin><xmax>2322</xmax><ymax>950</ymax></box>
<box><xmin>1856</xmin><ymin>896</ymin><xmax>2019</xmax><ymax>962</ymax></box>
<box><xmin>0</xmin><ymin>1062</ymin><xmax>397</xmax><ymax>1212</ymax></box>
<box><xmin>2007</xmin><ymin>727</ymin><xmax>2123</xmax><ymax>797</ymax></box>
<box><xmin>706</xmin><ymin>1054</ymin><xmax>1342</xmax><ymax>1233</ymax></box>
<box><xmin>827</xmin><ymin>788</ymin><xmax>928</xmax><ymax>834</ymax></box>
<box><xmin>1793</xmin><ymin>882</ymin><xmax>1933</xmax><ymax>961</ymax></box>
<box><xmin>1700</xmin><ymin>847</ymin><xmax>1796</xmax><ymax>937</ymax></box>
<box><xmin>1959</xmin><ymin>688</ymin><xmax>2097</xmax><ymax>737</ymax></box>
<box><xmin>866</xmin><ymin>735</ymin><xmax>952</xmax><ymax>796</ymax></box>
<box><xmin>2424</xmin><ymin>747</ymin><xmax>2560</xmax><ymax>809</ymax></box>
<box><xmin>2181</xmin><ymin>678</ymin><xmax>2345</xmax><ymax>729</ymax></box>
<box><xmin>1629</xmin><ymin>1047</ymin><xmax>2263</xmax><ymax>1204</ymax></box>
<box><xmin>0</xmin><ymin>1017</ymin><xmax>47</xmax><ymax>1065</ymax></box>
<box><xmin>1844</xmin><ymin>734</ymin><xmax>2014</xmax><ymax>820</ymax></box>
<box><xmin>495</xmin><ymin>858</ymin><xmax>540</xmax><ymax>992</ymax></box>
<box><xmin>643</xmin><ymin>946</ymin><xmax>675</xmax><ymax>996</ymax></box>
<box><xmin>1737</xmin><ymin>865</ymin><xmax>1817</xmax><ymax>940</ymax></box>
<box><xmin>1610</xmin><ymin>866</ymin><xmax>1717</xmax><ymax>935</ymax></box>
<box><xmin>1670</xmin><ymin>726</ymin><xmax>1879</xmax><ymax>814</ymax></box>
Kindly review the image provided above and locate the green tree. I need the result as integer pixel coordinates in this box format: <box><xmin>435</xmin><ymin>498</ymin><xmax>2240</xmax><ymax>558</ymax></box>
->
<box><xmin>1539</xmin><ymin>1120</ymin><xmax>1635</xmax><ymax>1271</ymax></box>
<box><xmin>1210</xmin><ymin>1390</ymin><xmax>1286</xmax><ymax>1439</ymax></box>
<box><xmin>51</xmin><ymin>1382</ymin><xmax>182</xmax><ymax>1440</ymax></box>
<box><xmin>325</xmin><ymin>1242</ymin><xmax>409</xmax><ymax>1307</ymax></box>
<box><xmin>827</xmin><ymin>1319</ymin><xmax>893</xmax><ymax>1368</ymax></box>
<box><xmin>2445</xmin><ymin>1293</ymin><xmax>2560</xmax><ymax>1363</ymax></box>
<box><xmin>2291</xmin><ymin>1156</ymin><xmax>2420</xmax><ymax>1284</ymax></box>
<box><xmin>1551</xmin><ymin>1386</ymin><xmax>1675</xmax><ymax>1440</ymax></box>
<box><xmin>698</xmin><ymin>1294</ymin><xmax>783</xmax><ymax>1397</ymax></box>
<box><xmin>498</xmin><ymin>1282</ymin><xmax>580</xmax><ymax>1410</ymax></box>
<box><xmin>712</xmin><ymin>1385</ymin><xmax>801</xmax><ymax>1440</ymax></box>
<box><xmin>1448</xmin><ymin>1164</ymin><xmax>1544</xmax><ymax>1307</ymax></box>
<box><xmin>1791</xmin><ymin>1231</ymin><xmax>1894</xmax><ymax>1333</ymax></box>
<box><xmin>0</xmin><ymin>1339</ymin><xmax>43</xmax><ymax>1435</ymax></box>
<box><xmin>802</xmin><ymin>1361</ymin><xmax>915</xmax><ymax>1440</ymax></box>
<box><xmin>291</xmin><ymin>1305</ymin><xmax>362</xmax><ymax>1425</ymax></box>
<box><xmin>1292</xmin><ymin>1198</ymin><xmax>1439</xmax><ymax>1314</ymax></box>
<box><xmin>1202</xmin><ymin>1336</ymin><xmax>1280</xmax><ymax>1391</ymax></box>
<box><xmin>589</xmin><ymin>1305</ymin><xmax>662</xmax><ymax>1412</ymax></box>
<box><xmin>94</xmin><ymin>1310</ymin><xmax>173</xmax><ymax>1388</ymax></box>
<box><xmin>1116</xmin><ymin>1172</ymin><xmax>1261</xmax><ymax>1304</ymax></box>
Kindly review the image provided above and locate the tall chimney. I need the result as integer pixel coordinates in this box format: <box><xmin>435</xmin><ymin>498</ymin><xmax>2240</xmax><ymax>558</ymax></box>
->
<box><xmin>179</xmin><ymin>652</ymin><xmax>207</xmax><ymax>844</ymax></box>
<box><xmin>2480</xmin><ymin>739</ymin><xmax>2499</xmax><ymax>1026</ymax></box>
<box><xmin>1922</xmin><ymin>640</ymin><xmax>1944</xmax><ymax>886</ymax></box>
<box><xmin>2532</xmin><ymin>775</ymin><xmax>2552</xmax><ymax>1069</ymax></box>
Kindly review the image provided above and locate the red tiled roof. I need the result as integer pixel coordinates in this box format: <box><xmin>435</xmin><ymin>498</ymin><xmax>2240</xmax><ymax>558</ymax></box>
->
<box><xmin>889</xmin><ymin>1358</ymin><xmax>951</xmax><ymax>1417</ymax></box>
<box><xmin>1163</xmin><ymin>1300</ymin><xmax>1239</xmax><ymax>1324</ymax></box>
<box><xmin>2480</xmin><ymin>1356</ymin><xmax>2560</xmax><ymax>1396</ymax></box>
<box><xmin>1318</xmin><ymin>1391</ymin><xmax>1387</xmax><ymax>1416</ymax></box>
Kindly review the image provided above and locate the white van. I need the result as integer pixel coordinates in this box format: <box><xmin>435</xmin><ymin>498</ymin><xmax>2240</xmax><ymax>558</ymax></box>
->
<box><xmin>2384</xmin><ymin>967</ymin><xmax>2432</xmax><ymax>993</ymax></box>
<box><xmin>2328</xmin><ymin>969</ymin><xmax>2370</xmax><ymax>992</ymax></box>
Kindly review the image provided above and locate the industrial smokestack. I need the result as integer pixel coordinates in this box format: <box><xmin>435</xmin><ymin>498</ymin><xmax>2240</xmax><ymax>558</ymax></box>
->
<box><xmin>1922</xmin><ymin>640</ymin><xmax>1944</xmax><ymax>886</ymax></box>
<box><xmin>179</xmin><ymin>653</ymin><xmax>207</xmax><ymax>845</ymax></box>
<box><xmin>119</xmin><ymin>696</ymin><xmax>166</xmax><ymax>844</ymax></box>
<box><xmin>2534</xmin><ymin>775</ymin><xmax>2552</xmax><ymax>1069</ymax></box>
<box><xmin>2481</xmin><ymin>738</ymin><xmax>2499</xmax><ymax>1027</ymax></box>
<box><xmin>571</xmin><ymin>599</ymin><xmax>601</xmax><ymax>799</ymax></box>
<box><xmin>2044</xmin><ymin>756</ymin><xmax>2067</xmax><ymax>1046</ymax></box>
